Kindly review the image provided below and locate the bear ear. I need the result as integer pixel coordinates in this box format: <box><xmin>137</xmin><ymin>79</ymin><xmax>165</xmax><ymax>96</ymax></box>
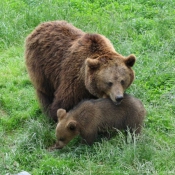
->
<box><xmin>67</xmin><ymin>121</ymin><xmax>77</xmax><ymax>131</ymax></box>
<box><xmin>86</xmin><ymin>58</ymin><xmax>100</xmax><ymax>69</ymax></box>
<box><xmin>125</xmin><ymin>54</ymin><xmax>136</xmax><ymax>67</ymax></box>
<box><xmin>57</xmin><ymin>109</ymin><xmax>66</xmax><ymax>121</ymax></box>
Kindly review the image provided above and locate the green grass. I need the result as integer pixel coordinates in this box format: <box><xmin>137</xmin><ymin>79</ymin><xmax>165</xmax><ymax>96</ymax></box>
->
<box><xmin>0</xmin><ymin>0</ymin><xmax>175</xmax><ymax>174</ymax></box>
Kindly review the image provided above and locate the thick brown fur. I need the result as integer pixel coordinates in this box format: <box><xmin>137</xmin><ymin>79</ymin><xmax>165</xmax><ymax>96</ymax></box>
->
<box><xmin>25</xmin><ymin>20</ymin><xmax>136</xmax><ymax>121</ymax></box>
<box><xmin>55</xmin><ymin>94</ymin><xmax>146</xmax><ymax>148</ymax></box>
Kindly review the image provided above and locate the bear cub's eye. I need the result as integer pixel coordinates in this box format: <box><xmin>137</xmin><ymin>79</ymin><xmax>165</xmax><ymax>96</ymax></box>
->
<box><xmin>107</xmin><ymin>82</ymin><xmax>113</xmax><ymax>87</ymax></box>
<box><xmin>121</xmin><ymin>80</ymin><xmax>125</xmax><ymax>85</ymax></box>
<box><xmin>59</xmin><ymin>138</ymin><xmax>65</xmax><ymax>141</ymax></box>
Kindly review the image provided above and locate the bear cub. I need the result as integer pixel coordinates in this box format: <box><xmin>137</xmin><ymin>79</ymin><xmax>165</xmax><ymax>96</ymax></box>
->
<box><xmin>55</xmin><ymin>94</ymin><xmax>146</xmax><ymax>149</ymax></box>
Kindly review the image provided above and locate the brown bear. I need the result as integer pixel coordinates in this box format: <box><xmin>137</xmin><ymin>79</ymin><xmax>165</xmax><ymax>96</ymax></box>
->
<box><xmin>25</xmin><ymin>20</ymin><xmax>136</xmax><ymax>122</ymax></box>
<box><xmin>55</xmin><ymin>94</ymin><xmax>146</xmax><ymax>149</ymax></box>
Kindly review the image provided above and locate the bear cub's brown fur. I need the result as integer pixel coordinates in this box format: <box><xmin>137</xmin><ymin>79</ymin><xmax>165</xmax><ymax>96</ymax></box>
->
<box><xmin>25</xmin><ymin>20</ymin><xmax>136</xmax><ymax>121</ymax></box>
<box><xmin>55</xmin><ymin>94</ymin><xmax>146</xmax><ymax>149</ymax></box>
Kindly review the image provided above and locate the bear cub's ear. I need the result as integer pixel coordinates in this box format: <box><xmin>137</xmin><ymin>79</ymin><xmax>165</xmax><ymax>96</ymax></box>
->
<box><xmin>125</xmin><ymin>54</ymin><xmax>136</xmax><ymax>67</ymax></box>
<box><xmin>57</xmin><ymin>109</ymin><xmax>66</xmax><ymax>121</ymax></box>
<box><xmin>67</xmin><ymin>121</ymin><xmax>77</xmax><ymax>131</ymax></box>
<box><xmin>86</xmin><ymin>58</ymin><xmax>100</xmax><ymax>69</ymax></box>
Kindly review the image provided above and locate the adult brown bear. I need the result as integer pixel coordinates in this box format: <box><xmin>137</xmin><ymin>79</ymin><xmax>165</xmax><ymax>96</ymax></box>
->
<box><xmin>25</xmin><ymin>20</ymin><xmax>136</xmax><ymax>121</ymax></box>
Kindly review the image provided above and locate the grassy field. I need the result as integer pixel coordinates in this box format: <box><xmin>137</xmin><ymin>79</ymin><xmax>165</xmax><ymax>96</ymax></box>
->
<box><xmin>0</xmin><ymin>0</ymin><xmax>175</xmax><ymax>174</ymax></box>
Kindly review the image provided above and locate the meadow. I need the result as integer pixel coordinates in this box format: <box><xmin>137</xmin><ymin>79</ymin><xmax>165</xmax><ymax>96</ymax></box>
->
<box><xmin>0</xmin><ymin>0</ymin><xmax>175</xmax><ymax>174</ymax></box>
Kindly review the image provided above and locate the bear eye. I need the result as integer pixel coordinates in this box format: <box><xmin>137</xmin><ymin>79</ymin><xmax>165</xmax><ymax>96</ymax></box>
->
<box><xmin>59</xmin><ymin>138</ymin><xmax>65</xmax><ymax>141</ymax></box>
<box><xmin>107</xmin><ymin>82</ymin><xmax>113</xmax><ymax>87</ymax></box>
<box><xmin>121</xmin><ymin>80</ymin><xmax>125</xmax><ymax>85</ymax></box>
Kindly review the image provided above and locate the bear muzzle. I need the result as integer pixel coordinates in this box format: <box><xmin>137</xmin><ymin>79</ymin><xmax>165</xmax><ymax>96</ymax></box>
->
<box><xmin>115</xmin><ymin>95</ymin><xmax>123</xmax><ymax>104</ymax></box>
<box><xmin>109</xmin><ymin>91</ymin><xmax>124</xmax><ymax>105</ymax></box>
<box><xmin>55</xmin><ymin>141</ymin><xmax>65</xmax><ymax>149</ymax></box>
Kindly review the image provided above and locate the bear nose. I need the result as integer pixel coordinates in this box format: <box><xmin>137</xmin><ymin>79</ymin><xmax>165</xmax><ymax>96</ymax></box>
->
<box><xmin>115</xmin><ymin>95</ymin><xmax>123</xmax><ymax>103</ymax></box>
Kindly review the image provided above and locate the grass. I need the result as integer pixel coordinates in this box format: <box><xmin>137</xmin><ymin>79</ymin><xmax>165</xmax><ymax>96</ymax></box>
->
<box><xmin>0</xmin><ymin>0</ymin><xmax>175</xmax><ymax>174</ymax></box>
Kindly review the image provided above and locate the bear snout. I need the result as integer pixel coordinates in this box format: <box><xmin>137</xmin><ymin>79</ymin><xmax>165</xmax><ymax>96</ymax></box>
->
<box><xmin>115</xmin><ymin>95</ymin><xmax>123</xmax><ymax>105</ymax></box>
<box><xmin>116</xmin><ymin>95</ymin><xmax>123</xmax><ymax>102</ymax></box>
<box><xmin>55</xmin><ymin>141</ymin><xmax>65</xmax><ymax>149</ymax></box>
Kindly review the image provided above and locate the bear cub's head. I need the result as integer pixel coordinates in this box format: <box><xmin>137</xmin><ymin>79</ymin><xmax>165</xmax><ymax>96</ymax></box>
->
<box><xmin>85</xmin><ymin>53</ymin><xmax>136</xmax><ymax>105</ymax></box>
<box><xmin>55</xmin><ymin>109</ymin><xmax>80</xmax><ymax>149</ymax></box>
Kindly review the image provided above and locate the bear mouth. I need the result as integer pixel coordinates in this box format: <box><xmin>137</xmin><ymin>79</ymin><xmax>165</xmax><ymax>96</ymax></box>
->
<box><xmin>114</xmin><ymin>100</ymin><xmax>123</xmax><ymax>105</ymax></box>
<box><xmin>114</xmin><ymin>102</ymin><xmax>121</xmax><ymax>105</ymax></box>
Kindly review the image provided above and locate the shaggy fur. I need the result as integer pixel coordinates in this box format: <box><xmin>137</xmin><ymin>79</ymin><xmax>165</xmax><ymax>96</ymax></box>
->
<box><xmin>55</xmin><ymin>94</ymin><xmax>146</xmax><ymax>148</ymax></box>
<box><xmin>25</xmin><ymin>20</ymin><xmax>136</xmax><ymax>121</ymax></box>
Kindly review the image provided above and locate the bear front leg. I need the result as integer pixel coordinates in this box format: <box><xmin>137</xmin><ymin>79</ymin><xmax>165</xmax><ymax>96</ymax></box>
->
<box><xmin>36</xmin><ymin>89</ymin><xmax>53</xmax><ymax>115</ymax></box>
<box><xmin>49</xmin><ymin>100</ymin><xmax>62</xmax><ymax>122</ymax></box>
<box><xmin>49</xmin><ymin>94</ymin><xmax>75</xmax><ymax>122</ymax></box>
<box><xmin>81</xmin><ymin>131</ymin><xmax>98</xmax><ymax>146</ymax></box>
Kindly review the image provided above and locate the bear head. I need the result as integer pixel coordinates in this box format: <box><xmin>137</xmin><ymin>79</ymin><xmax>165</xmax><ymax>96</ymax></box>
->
<box><xmin>55</xmin><ymin>109</ymin><xmax>80</xmax><ymax>149</ymax></box>
<box><xmin>85</xmin><ymin>54</ymin><xmax>136</xmax><ymax>105</ymax></box>
<box><xmin>82</xmin><ymin>34</ymin><xmax>136</xmax><ymax>105</ymax></box>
